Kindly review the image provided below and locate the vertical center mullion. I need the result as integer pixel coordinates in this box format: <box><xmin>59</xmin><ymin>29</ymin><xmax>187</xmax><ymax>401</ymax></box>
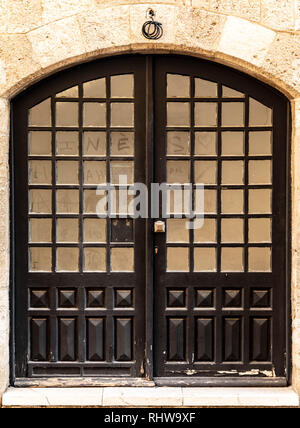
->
<box><xmin>217</xmin><ymin>84</ymin><xmax>222</xmax><ymax>273</ymax></box>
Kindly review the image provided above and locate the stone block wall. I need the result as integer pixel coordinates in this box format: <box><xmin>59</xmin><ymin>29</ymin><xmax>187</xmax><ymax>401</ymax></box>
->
<box><xmin>0</xmin><ymin>0</ymin><xmax>299</xmax><ymax>402</ymax></box>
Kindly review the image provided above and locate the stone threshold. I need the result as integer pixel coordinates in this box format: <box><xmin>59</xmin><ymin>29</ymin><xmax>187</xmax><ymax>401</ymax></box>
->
<box><xmin>2</xmin><ymin>386</ymin><xmax>299</xmax><ymax>408</ymax></box>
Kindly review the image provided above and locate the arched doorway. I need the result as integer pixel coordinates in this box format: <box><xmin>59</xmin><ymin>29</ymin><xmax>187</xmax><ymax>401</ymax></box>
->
<box><xmin>11</xmin><ymin>55</ymin><xmax>290</xmax><ymax>386</ymax></box>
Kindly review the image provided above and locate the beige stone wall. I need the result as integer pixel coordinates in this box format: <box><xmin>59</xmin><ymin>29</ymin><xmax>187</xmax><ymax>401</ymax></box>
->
<box><xmin>0</xmin><ymin>0</ymin><xmax>299</xmax><ymax>402</ymax></box>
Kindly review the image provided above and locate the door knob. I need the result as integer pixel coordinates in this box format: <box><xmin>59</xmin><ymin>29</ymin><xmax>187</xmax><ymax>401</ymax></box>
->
<box><xmin>154</xmin><ymin>220</ymin><xmax>165</xmax><ymax>233</ymax></box>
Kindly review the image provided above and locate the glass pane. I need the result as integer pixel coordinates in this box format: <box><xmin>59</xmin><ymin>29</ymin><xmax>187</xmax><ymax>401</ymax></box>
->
<box><xmin>29</xmin><ymin>247</ymin><xmax>52</xmax><ymax>272</ymax></box>
<box><xmin>56</xmin><ymin>132</ymin><xmax>79</xmax><ymax>156</ymax></box>
<box><xmin>249</xmin><ymin>98</ymin><xmax>272</xmax><ymax>126</ymax></box>
<box><xmin>111</xmin><ymin>132</ymin><xmax>134</xmax><ymax>157</ymax></box>
<box><xmin>83</xmin><ymin>103</ymin><xmax>106</xmax><ymax>127</ymax></box>
<box><xmin>84</xmin><ymin>248</ymin><xmax>106</xmax><ymax>272</ymax></box>
<box><xmin>56</xmin><ymin>189</ymin><xmax>79</xmax><ymax>214</ymax></box>
<box><xmin>57</xmin><ymin>219</ymin><xmax>79</xmax><ymax>243</ymax></box>
<box><xmin>29</xmin><ymin>189</ymin><xmax>52</xmax><ymax>214</ymax></box>
<box><xmin>167</xmin><ymin>219</ymin><xmax>189</xmax><ymax>243</ymax></box>
<box><xmin>167</xmin><ymin>74</ymin><xmax>190</xmax><ymax>98</ymax></box>
<box><xmin>110</xmin><ymin>161</ymin><xmax>134</xmax><ymax>185</ymax></box>
<box><xmin>195</xmin><ymin>78</ymin><xmax>217</xmax><ymax>98</ymax></box>
<box><xmin>249</xmin><ymin>131</ymin><xmax>272</xmax><ymax>155</ymax></box>
<box><xmin>84</xmin><ymin>190</ymin><xmax>107</xmax><ymax>214</ymax></box>
<box><xmin>194</xmin><ymin>219</ymin><xmax>216</xmax><ymax>243</ymax></box>
<box><xmin>29</xmin><ymin>219</ymin><xmax>52</xmax><ymax>243</ymax></box>
<box><xmin>194</xmin><ymin>247</ymin><xmax>216</xmax><ymax>272</ymax></box>
<box><xmin>84</xmin><ymin>161</ymin><xmax>106</xmax><ymax>185</ymax></box>
<box><xmin>111</xmin><ymin>191</ymin><xmax>134</xmax><ymax>216</ymax></box>
<box><xmin>194</xmin><ymin>132</ymin><xmax>217</xmax><ymax>156</ymax></box>
<box><xmin>222</xmin><ymin>189</ymin><xmax>244</xmax><ymax>214</ymax></box>
<box><xmin>195</xmin><ymin>103</ymin><xmax>217</xmax><ymax>127</ymax></box>
<box><xmin>83</xmin><ymin>132</ymin><xmax>106</xmax><ymax>157</ymax></box>
<box><xmin>194</xmin><ymin>161</ymin><xmax>217</xmax><ymax>184</ymax></box>
<box><xmin>84</xmin><ymin>218</ymin><xmax>106</xmax><ymax>243</ymax></box>
<box><xmin>56</xmin><ymin>247</ymin><xmax>79</xmax><ymax>272</ymax></box>
<box><xmin>222</xmin><ymin>160</ymin><xmax>244</xmax><ymax>184</ymax></box>
<box><xmin>249</xmin><ymin>160</ymin><xmax>272</xmax><ymax>185</ymax></box>
<box><xmin>167</xmin><ymin>103</ymin><xmax>190</xmax><ymax>127</ymax></box>
<box><xmin>111</xmin><ymin>247</ymin><xmax>134</xmax><ymax>272</ymax></box>
<box><xmin>29</xmin><ymin>132</ymin><xmax>52</xmax><ymax>156</ymax></box>
<box><xmin>29</xmin><ymin>99</ymin><xmax>51</xmax><ymax>127</ymax></box>
<box><xmin>248</xmin><ymin>189</ymin><xmax>272</xmax><ymax>214</ymax></box>
<box><xmin>56</xmin><ymin>86</ymin><xmax>78</xmax><ymax>98</ymax></box>
<box><xmin>111</xmin><ymin>103</ymin><xmax>134</xmax><ymax>127</ymax></box>
<box><xmin>221</xmin><ymin>247</ymin><xmax>244</xmax><ymax>272</ymax></box>
<box><xmin>197</xmin><ymin>189</ymin><xmax>217</xmax><ymax>214</ymax></box>
<box><xmin>167</xmin><ymin>247</ymin><xmax>189</xmax><ymax>272</ymax></box>
<box><xmin>222</xmin><ymin>86</ymin><xmax>244</xmax><ymax>98</ymax></box>
<box><xmin>56</xmin><ymin>161</ymin><xmax>79</xmax><ymax>185</ymax></box>
<box><xmin>248</xmin><ymin>218</ymin><xmax>271</xmax><ymax>243</ymax></box>
<box><xmin>222</xmin><ymin>132</ymin><xmax>244</xmax><ymax>156</ymax></box>
<box><xmin>167</xmin><ymin>132</ymin><xmax>190</xmax><ymax>156</ymax></box>
<box><xmin>29</xmin><ymin>160</ymin><xmax>52</xmax><ymax>185</ymax></box>
<box><xmin>167</xmin><ymin>160</ymin><xmax>190</xmax><ymax>183</ymax></box>
<box><xmin>56</xmin><ymin>102</ymin><xmax>78</xmax><ymax>127</ymax></box>
<box><xmin>222</xmin><ymin>102</ymin><xmax>244</xmax><ymax>127</ymax></box>
<box><xmin>166</xmin><ymin>188</ymin><xmax>187</xmax><ymax>215</ymax></box>
<box><xmin>111</xmin><ymin>74</ymin><xmax>134</xmax><ymax>98</ymax></box>
<box><xmin>248</xmin><ymin>247</ymin><xmax>271</xmax><ymax>272</ymax></box>
<box><xmin>221</xmin><ymin>219</ymin><xmax>244</xmax><ymax>243</ymax></box>
<box><xmin>83</xmin><ymin>78</ymin><xmax>106</xmax><ymax>98</ymax></box>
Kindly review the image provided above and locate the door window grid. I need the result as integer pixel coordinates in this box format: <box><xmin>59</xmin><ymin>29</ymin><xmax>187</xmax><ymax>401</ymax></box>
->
<box><xmin>166</xmin><ymin>74</ymin><xmax>273</xmax><ymax>273</ymax></box>
<box><xmin>28</xmin><ymin>75</ymin><xmax>135</xmax><ymax>273</ymax></box>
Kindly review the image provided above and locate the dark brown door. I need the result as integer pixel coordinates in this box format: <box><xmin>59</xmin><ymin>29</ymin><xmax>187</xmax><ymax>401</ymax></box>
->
<box><xmin>12</xmin><ymin>55</ymin><xmax>289</xmax><ymax>384</ymax></box>
<box><xmin>153</xmin><ymin>56</ymin><xmax>289</xmax><ymax>383</ymax></box>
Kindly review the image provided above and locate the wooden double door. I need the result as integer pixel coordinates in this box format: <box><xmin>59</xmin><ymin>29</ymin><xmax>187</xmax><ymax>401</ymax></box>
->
<box><xmin>12</xmin><ymin>55</ymin><xmax>289</xmax><ymax>385</ymax></box>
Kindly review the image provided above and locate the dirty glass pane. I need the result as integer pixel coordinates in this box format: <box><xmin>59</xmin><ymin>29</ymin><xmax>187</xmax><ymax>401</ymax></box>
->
<box><xmin>29</xmin><ymin>131</ymin><xmax>52</xmax><ymax>156</ymax></box>
<box><xmin>194</xmin><ymin>132</ymin><xmax>217</xmax><ymax>156</ymax></box>
<box><xmin>56</xmin><ymin>189</ymin><xmax>79</xmax><ymax>214</ymax></box>
<box><xmin>83</xmin><ymin>132</ymin><xmax>106</xmax><ymax>157</ymax></box>
<box><xmin>111</xmin><ymin>74</ymin><xmax>134</xmax><ymax>98</ymax></box>
<box><xmin>167</xmin><ymin>74</ymin><xmax>190</xmax><ymax>98</ymax></box>
<box><xmin>29</xmin><ymin>219</ymin><xmax>52</xmax><ymax>243</ymax></box>
<box><xmin>110</xmin><ymin>132</ymin><xmax>134</xmax><ymax>157</ymax></box>
<box><xmin>222</xmin><ymin>160</ymin><xmax>244</xmax><ymax>185</ymax></box>
<box><xmin>84</xmin><ymin>248</ymin><xmax>106</xmax><ymax>272</ymax></box>
<box><xmin>167</xmin><ymin>132</ymin><xmax>190</xmax><ymax>156</ymax></box>
<box><xmin>221</xmin><ymin>218</ymin><xmax>244</xmax><ymax>243</ymax></box>
<box><xmin>167</xmin><ymin>103</ymin><xmax>190</xmax><ymax>127</ymax></box>
<box><xmin>222</xmin><ymin>132</ymin><xmax>244</xmax><ymax>156</ymax></box>
<box><xmin>84</xmin><ymin>218</ymin><xmax>106</xmax><ymax>243</ymax></box>
<box><xmin>56</xmin><ymin>247</ymin><xmax>79</xmax><ymax>272</ymax></box>
<box><xmin>248</xmin><ymin>218</ymin><xmax>272</xmax><ymax>243</ymax></box>
<box><xmin>83</xmin><ymin>103</ymin><xmax>106</xmax><ymax>127</ymax></box>
<box><xmin>249</xmin><ymin>98</ymin><xmax>272</xmax><ymax>126</ymax></box>
<box><xmin>221</xmin><ymin>247</ymin><xmax>244</xmax><ymax>272</ymax></box>
<box><xmin>249</xmin><ymin>131</ymin><xmax>272</xmax><ymax>156</ymax></box>
<box><xmin>29</xmin><ymin>247</ymin><xmax>52</xmax><ymax>272</ymax></box>
<box><xmin>84</xmin><ymin>161</ymin><xmax>106</xmax><ymax>185</ymax></box>
<box><xmin>194</xmin><ymin>248</ymin><xmax>216</xmax><ymax>272</ymax></box>
<box><xmin>194</xmin><ymin>161</ymin><xmax>217</xmax><ymax>184</ymax></box>
<box><xmin>111</xmin><ymin>248</ymin><xmax>134</xmax><ymax>272</ymax></box>
<box><xmin>249</xmin><ymin>160</ymin><xmax>272</xmax><ymax>185</ymax></box>
<box><xmin>248</xmin><ymin>247</ymin><xmax>271</xmax><ymax>272</ymax></box>
<box><xmin>167</xmin><ymin>219</ymin><xmax>189</xmax><ymax>243</ymax></box>
<box><xmin>195</xmin><ymin>103</ymin><xmax>218</xmax><ymax>127</ymax></box>
<box><xmin>56</xmin><ymin>102</ymin><xmax>78</xmax><ymax>127</ymax></box>
<box><xmin>29</xmin><ymin>189</ymin><xmax>52</xmax><ymax>214</ymax></box>
<box><xmin>29</xmin><ymin>160</ymin><xmax>52</xmax><ymax>185</ymax></box>
<box><xmin>222</xmin><ymin>102</ymin><xmax>244</xmax><ymax>127</ymax></box>
<box><xmin>194</xmin><ymin>219</ymin><xmax>216</xmax><ymax>243</ymax></box>
<box><xmin>56</xmin><ymin>132</ymin><xmax>79</xmax><ymax>156</ymax></box>
<box><xmin>222</xmin><ymin>189</ymin><xmax>244</xmax><ymax>214</ymax></box>
<box><xmin>56</xmin><ymin>161</ymin><xmax>79</xmax><ymax>185</ymax></box>
<box><xmin>167</xmin><ymin>160</ymin><xmax>190</xmax><ymax>183</ymax></box>
<box><xmin>57</xmin><ymin>219</ymin><xmax>79</xmax><ymax>243</ymax></box>
<box><xmin>167</xmin><ymin>247</ymin><xmax>189</xmax><ymax>272</ymax></box>
<box><xmin>83</xmin><ymin>78</ymin><xmax>106</xmax><ymax>98</ymax></box>
<box><xmin>248</xmin><ymin>189</ymin><xmax>272</xmax><ymax>214</ymax></box>
<box><xmin>111</xmin><ymin>103</ymin><xmax>134</xmax><ymax>127</ymax></box>
<box><xmin>29</xmin><ymin>99</ymin><xmax>51</xmax><ymax>127</ymax></box>
<box><xmin>195</xmin><ymin>78</ymin><xmax>217</xmax><ymax>98</ymax></box>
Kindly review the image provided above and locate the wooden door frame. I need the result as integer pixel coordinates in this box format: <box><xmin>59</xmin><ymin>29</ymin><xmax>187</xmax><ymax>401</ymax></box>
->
<box><xmin>9</xmin><ymin>53</ymin><xmax>291</xmax><ymax>387</ymax></box>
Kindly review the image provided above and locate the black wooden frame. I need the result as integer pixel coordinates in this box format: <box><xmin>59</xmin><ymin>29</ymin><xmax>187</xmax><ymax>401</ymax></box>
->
<box><xmin>10</xmin><ymin>54</ymin><xmax>291</xmax><ymax>387</ymax></box>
